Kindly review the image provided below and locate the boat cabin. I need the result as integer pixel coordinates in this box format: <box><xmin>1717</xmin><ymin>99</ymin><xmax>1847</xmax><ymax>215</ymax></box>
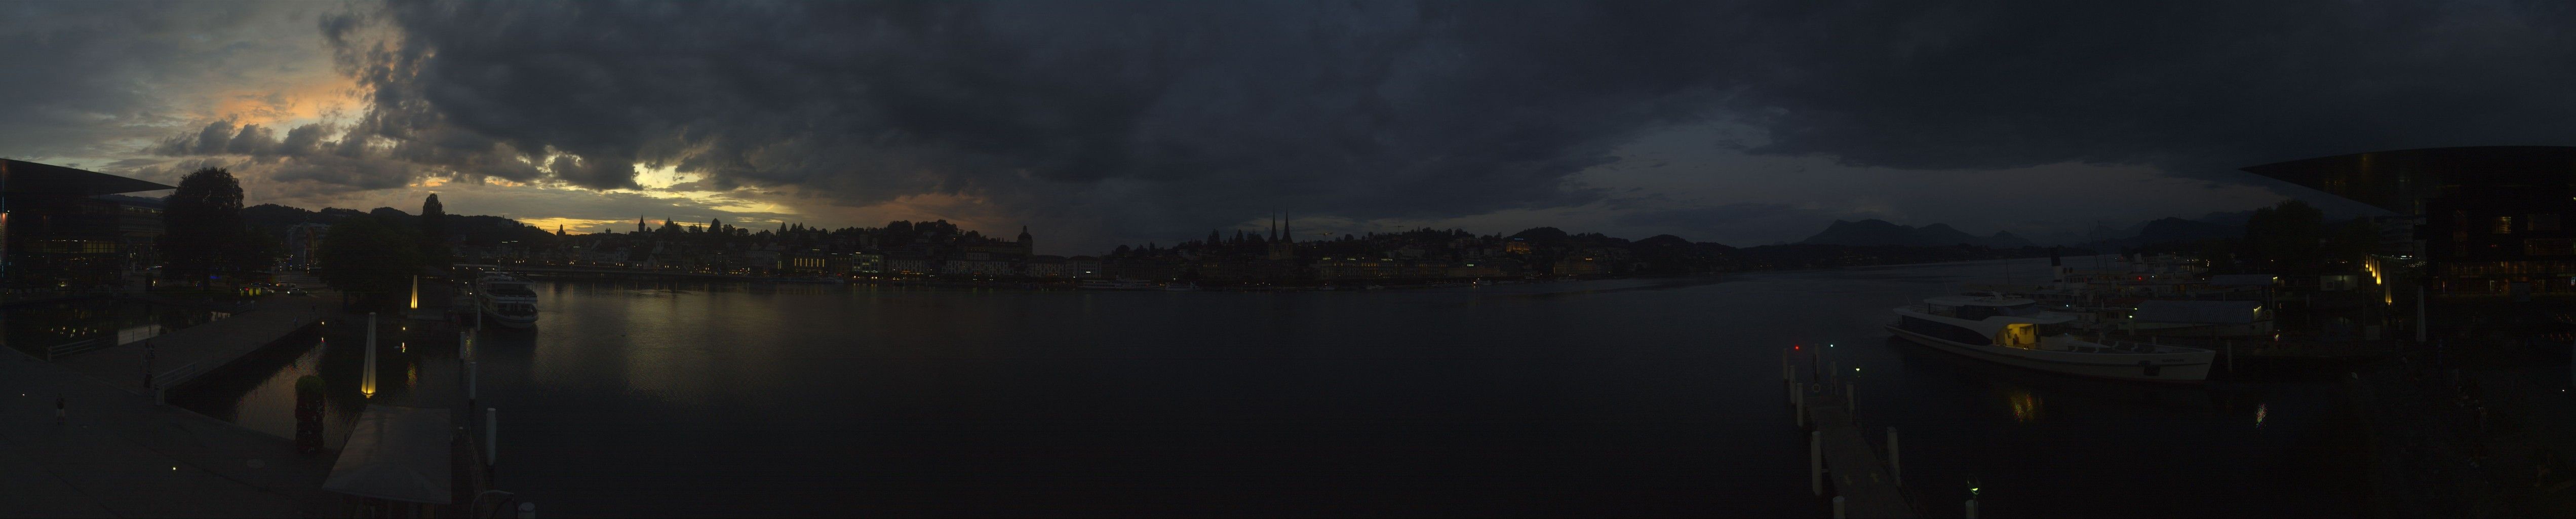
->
<box><xmin>1918</xmin><ymin>295</ymin><xmax>2051</xmax><ymax>319</ymax></box>
<box><xmin>1901</xmin><ymin>295</ymin><xmax>2076</xmax><ymax>349</ymax></box>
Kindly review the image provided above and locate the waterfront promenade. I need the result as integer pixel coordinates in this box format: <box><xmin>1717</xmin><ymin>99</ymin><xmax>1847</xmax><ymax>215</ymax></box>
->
<box><xmin>56</xmin><ymin>274</ymin><xmax>341</xmax><ymax>398</ymax></box>
<box><xmin>0</xmin><ymin>274</ymin><xmax>348</xmax><ymax>517</ymax></box>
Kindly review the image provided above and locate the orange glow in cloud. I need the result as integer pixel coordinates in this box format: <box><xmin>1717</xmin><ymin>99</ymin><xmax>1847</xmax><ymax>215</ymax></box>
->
<box><xmin>204</xmin><ymin>77</ymin><xmax>365</xmax><ymax>128</ymax></box>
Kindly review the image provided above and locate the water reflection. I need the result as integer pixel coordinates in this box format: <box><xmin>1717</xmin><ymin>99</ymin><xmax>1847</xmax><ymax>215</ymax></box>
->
<box><xmin>2003</xmin><ymin>386</ymin><xmax>2043</xmax><ymax>422</ymax></box>
<box><xmin>187</xmin><ymin>258</ymin><xmax>2365</xmax><ymax>517</ymax></box>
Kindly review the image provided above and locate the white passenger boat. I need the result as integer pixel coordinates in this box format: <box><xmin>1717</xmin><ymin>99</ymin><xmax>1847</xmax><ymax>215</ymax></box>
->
<box><xmin>475</xmin><ymin>272</ymin><xmax>540</xmax><ymax>328</ymax></box>
<box><xmin>1888</xmin><ymin>294</ymin><xmax>2213</xmax><ymax>382</ymax></box>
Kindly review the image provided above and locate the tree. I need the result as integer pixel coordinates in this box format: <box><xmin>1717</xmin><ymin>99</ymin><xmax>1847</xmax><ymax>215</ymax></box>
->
<box><xmin>162</xmin><ymin>167</ymin><xmax>245</xmax><ymax>289</ymax></box>
<box><xmin>419</xmin><ymin>194</ymin><xmax>449</xmax><ymax>268</ymax></box>
<box><xmin>316</xmin><ymin>215</ymin><xmax>421</xmax><ymax>310</ymax></box>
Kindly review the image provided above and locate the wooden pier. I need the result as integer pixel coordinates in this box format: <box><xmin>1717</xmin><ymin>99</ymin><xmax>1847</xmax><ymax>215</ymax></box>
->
<box><xmin>1786</xmin><ymin>349</ymin><xmax>1921</xmax><ymax>518</ymax></box>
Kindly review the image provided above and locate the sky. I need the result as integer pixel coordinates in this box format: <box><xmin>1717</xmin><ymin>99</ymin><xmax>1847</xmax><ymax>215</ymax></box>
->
<box><xmin>5</xmin><ymin>1</ymin><xmax>2572</xmax><ymax>254</ymax></box>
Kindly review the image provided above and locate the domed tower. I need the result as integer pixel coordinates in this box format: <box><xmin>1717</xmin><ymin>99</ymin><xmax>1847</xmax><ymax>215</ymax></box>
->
<box><xmin>1017</xmin><ymin>226</ymin><xmax>1034</xmax><ymax>256</ymax></box>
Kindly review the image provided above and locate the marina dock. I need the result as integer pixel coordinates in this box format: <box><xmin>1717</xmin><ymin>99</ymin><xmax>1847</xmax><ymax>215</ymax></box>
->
<box><xmin>1787</xmin><ymin>349</ymin><xmax>1921</xmax><ymax>518</ymax></box>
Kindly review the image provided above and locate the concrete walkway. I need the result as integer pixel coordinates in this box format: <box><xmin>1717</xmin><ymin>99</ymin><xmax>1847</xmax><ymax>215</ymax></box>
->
<box><xmin>0</xmin><ymin>273</ymin><xmax>353</xmax><ymax>517</ymax></box>
<box><xmin>1</xmin><ymin>335</ymin><xmax>341</xmax><ymax>517</ymax></box>
<box><xmin>57</xmin><ymin>274</ymin><xmax>341</xmax><ymax>398</ymax></box>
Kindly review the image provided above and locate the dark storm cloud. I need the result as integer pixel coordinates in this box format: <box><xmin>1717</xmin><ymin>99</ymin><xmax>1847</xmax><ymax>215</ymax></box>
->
<box><xmin>320</xmin><ymin>1</ymin><xmax>1748</xmax><ymax>237</ymax></box>
<box><xmin>1728</xmin><ymin>2</ymin><xmax>2576</xmax><ymax>175</ymax></box>
<box><xmin>259</xmin><ymin>1</ymin><xmax>2576</xmax><ymax>245</ymax></box>
<box><xmin>0</xmin><ymin>3</ymin><xmax>276</xmax><ymax>158</ymax></box>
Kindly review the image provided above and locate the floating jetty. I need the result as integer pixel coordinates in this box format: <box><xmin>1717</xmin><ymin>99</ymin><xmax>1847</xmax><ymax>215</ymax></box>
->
<box><xmin>1785</xmin><ymin>348</ymin><xmax>1928</xmax><ymax>518</ymax></box>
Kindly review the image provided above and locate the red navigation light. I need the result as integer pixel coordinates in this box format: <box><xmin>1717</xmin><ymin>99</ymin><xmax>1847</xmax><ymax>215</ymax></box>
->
<box><xmin>1793</xmin><ymin>345</ymin><xmax>1802</xmax><ymax>350</ymax></box>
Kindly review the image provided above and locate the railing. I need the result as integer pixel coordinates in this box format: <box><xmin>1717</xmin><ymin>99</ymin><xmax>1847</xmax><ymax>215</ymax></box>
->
<box><xmin>45</xmin><ymin>339</ymin><xmax>105</xmax><ymax>361</ymax></box>
<box><xmin>158</xmin><ymin>360</ymin><xmax>214</xmax><ymax>390</ymax></box>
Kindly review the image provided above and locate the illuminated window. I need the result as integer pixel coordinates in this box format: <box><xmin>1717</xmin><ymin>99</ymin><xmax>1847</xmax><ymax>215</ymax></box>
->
<box><xmin>2495</xmin><ymin>216</ymin><xmax>2515</xmax><ymax>234</ymax></box>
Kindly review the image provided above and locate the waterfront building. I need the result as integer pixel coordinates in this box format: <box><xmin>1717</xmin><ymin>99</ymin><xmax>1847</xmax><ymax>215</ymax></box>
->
<box><xmin>1066</xmin><ymin>256</ymin><xmax>1103</xmax><ymax>278</ymax></box>
<box><xmin>0</xmin><ymin>160</ymin><xmax>177</xmax><ymax>291</ymax></box>
<box><xmin>1445</xmin><ymin>261</ymin><xmax>1515</xmax><ymax>278</ymax></box>
<box><xmin>1552</xmin><ymin>256</ymin><xmax>1605</xmax><ymax>276</ymax></box>
<box><xmin>941</xmin><ymin>258</ymin><xmax>1017</xmax><ymax>277</ymax></box>
<box><xmin>2243</xmin><ymin>146</ymin><xmax>2576</xmax><ymax>293</ymax></box>
<box><xmin>886</xmin><ymin>251</ymin><xmax>933</xmax><ymax>276</ymax></box>
<box><xmin>1025</xmin><ymin>255</ymin><xmax>1068</xmax><ymax>277</ymax></box>
<box><xmin>850</xmin><ymin>252</ymin><xmax>886</xmax><ymax>275</ymax></box>
<box><xmin>783</xmin><ymin>250</ymin><xmax>842</xmax><ymax>276</ymax></box>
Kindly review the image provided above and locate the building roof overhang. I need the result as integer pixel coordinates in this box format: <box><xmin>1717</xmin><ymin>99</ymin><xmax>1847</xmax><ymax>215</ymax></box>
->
<box><xmin>2240</xmin><ymin>146</ymin><xmax>2576</xmax><ymax>213</ymax></box>
<box><xmin>1</xmin><ymin>160</ymin><xmax>177</xmax><ymax>196</ymax></box>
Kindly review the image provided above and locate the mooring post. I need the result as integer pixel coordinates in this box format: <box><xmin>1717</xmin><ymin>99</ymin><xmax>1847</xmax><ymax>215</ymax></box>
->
<box><xmin>519</xmin><ymin>502</ymin><xmax>535</xmax><ymax>518</ymax></box>
<box><xmin>486</xmin><ymin>407</ymin><xmax>499</xmax><ymax>466</ymax></box>
<box><xmin>1887</xmin><ymin>427</ymin><xmax>1901</xmax><ymax>487</ymax></box>
<box><xmin>1794</xmin><ymin>388</ymin><xmax>1807</xmax><ymax>429</ymax></box>
<box><xmin>1810</xmin><ymin>431</ymin><xmax>1824</xmax><ymax>496</ymax></box>
<box><xmin>1832</xmin><ymin>496</ymin><xmax>1846</xmax><ymax>518</ymax></box>
<box><xmin>1966</xmin><ymin>499</ymin><xmax>1979</xmax><ymax>518</ymax></box>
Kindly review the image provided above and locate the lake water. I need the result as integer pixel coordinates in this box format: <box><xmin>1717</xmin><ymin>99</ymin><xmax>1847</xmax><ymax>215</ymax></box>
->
<box><xmin>186</xmin><ymin>256</ymin><xmax>2363</xmax><ymax>517</ymax></box>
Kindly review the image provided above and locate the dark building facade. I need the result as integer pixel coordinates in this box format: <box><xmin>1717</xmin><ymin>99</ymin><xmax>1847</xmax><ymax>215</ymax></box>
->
<box><xmin>2242</xmin><ymin>146</ymin><xmax>2576</xmax><ymax>293</ymax></box>
<box><xmin>1</xmin><ymin>160</ymin><xmax>176</xmax><ymax>290</ymax></box>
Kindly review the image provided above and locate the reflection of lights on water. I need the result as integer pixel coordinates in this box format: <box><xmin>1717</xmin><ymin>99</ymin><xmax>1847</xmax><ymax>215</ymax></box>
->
<box><xmin>2255</xmin><ymin>403</ymin><xmax>2268</xmax><ymax>428</ymax></box>
<box><xmin>2006</xmin><ymin>388</ymin><xmax>2042</xmax><ymax>423</ymax></box>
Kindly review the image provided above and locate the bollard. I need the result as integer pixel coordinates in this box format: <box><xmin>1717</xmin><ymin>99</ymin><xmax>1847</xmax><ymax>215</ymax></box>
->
<box><xmin>1832</xmin><ymin>496</ymin><xmax>1846</xmax><ymax>518</ymax></box>
<box><xmin>1966</xmin><ymin>499</ymin><xmax>1978</xmax><ymax>518</ymax></box>
<box><xmin>486</xmin><ymin>407</ymin><xmax>498</xmax><ymax>466</ymax></box>
<box><xmin>1810</xmin><ymin>431</ymin><xmax>1824</xmax><ymax>496</ymax></box>
<box><xmin>1887</xmin><ymin>427</ymin><xmax>1901</xmax><ymax>487</ymax></box>
<box><xmin>519</xmin><ymin>502</ymin><xmax>535</xmax><ymax>518</ymax></box>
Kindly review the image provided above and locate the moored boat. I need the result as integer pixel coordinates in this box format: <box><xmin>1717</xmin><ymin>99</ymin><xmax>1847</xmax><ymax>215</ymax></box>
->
<box><xmin>1887</xmin><ymin>294</ymin><xmax>2213</xmax><ymax>382</ymax></box>
<box><xmin>475</xmin><ymin>272</ymin><xmax>539</xmax><ymax>328</ymax></box>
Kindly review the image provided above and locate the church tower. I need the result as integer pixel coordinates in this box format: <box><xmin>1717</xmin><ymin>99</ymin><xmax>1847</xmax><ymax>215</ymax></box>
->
<box><xmin>1017</xmin><ymin>226</ymin><xmax>1034</xmax><ymax>256</ymax></box>
<box><xmin>1268</xmin><ymin>210</ymin><xmax>1297</xmax><ymax>261</ymax></box>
